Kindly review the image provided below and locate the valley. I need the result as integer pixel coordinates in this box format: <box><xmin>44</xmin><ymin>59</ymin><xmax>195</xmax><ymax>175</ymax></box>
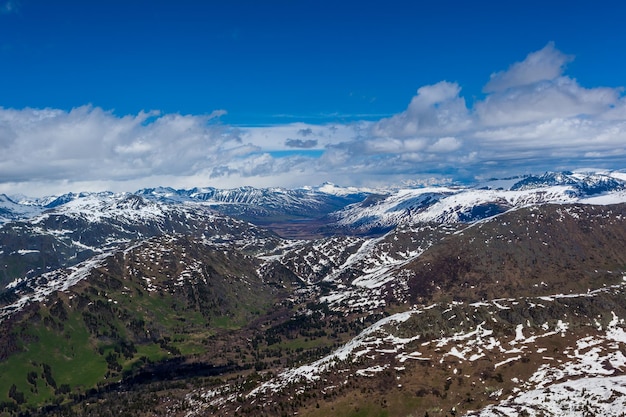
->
<box><xmin>0</xmin><ymin>170</ymin><xmax>625</xmax><ymax>416</ymax></box>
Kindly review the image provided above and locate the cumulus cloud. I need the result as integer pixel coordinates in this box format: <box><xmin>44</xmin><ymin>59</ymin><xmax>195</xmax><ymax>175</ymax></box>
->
<box><xmin>483</xmin><ymin>42</ymin><xmax>573</xmax><ymax>93</ymax></box>
<box><xmin>371</xmin><ymin>81</ymin><xmax>470</xmax><ymax>137</ymax></box>
<box><xmin>1</xmin><ymin>42</ymin><xmax>625</xmax><ymax>196</ymax></box>
<box><xmin>476</xmin><ymin>77</ymin><xmax>619</xmax><ymax>126</ymax></box>
<box><xmin>351</xmin><ymin>43</ymin><xmax>623</xmax><ymax>179</ymax></box>
<box><xmin>427</xmin><ymin>137</ymin><xmax>462</xmax><ymax>153</ymax></box>
<box><xmin>0</xmin><ymin>106</ymin><xmax>245</xmax><ymax>184</ymax></box>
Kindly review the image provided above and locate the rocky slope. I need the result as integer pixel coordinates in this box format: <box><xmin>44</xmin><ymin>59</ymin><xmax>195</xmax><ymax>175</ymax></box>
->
<box><xmin>0</xmin><ymin>193</ymin><xmax>279</xmax><ymax>289</ymax></box>
<box><xmin>175</xmin><ymin>203</ymin><xmax>626</xmax><ymax>417</ymax></box>
<box><xmin>0</xmin><ymin>172</ymin><xmax>625</xmax><ymax>416</ymax></box>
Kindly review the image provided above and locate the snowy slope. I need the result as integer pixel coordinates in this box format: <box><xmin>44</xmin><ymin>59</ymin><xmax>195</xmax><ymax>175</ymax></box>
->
<box><xmin>0</xmin><ymin>194</ymin><xmax>45</xmax><ymax>224</ymax></box>
<box><xmin>185</xmin><ymin>283</ymin><xmax>626</xmax><ymax>416</ymax></box>
<box><xmin>0</xmin><ymin>250</ymin><xmax>114</xmax><ymax>321</ymax></box>
<box><xmin>34</xmin><ymin>193</ymin><xmax>172</xmax><ymax>224</ymax></box>
<box><xmin>330</xmin><ymin>171</ymin><xmax>626</xmax><ymax>233</ymax></box>
<box><xmin>136</xmin><ymin>184</ymin><xmax>369</xmax><ymax>221</ymax></box>
<box><xmin>3</xmin><ymin>170</ymin><xmax>624</xmax><ymax>231</ymax></box>
<box><xmin>0</xmin><ymin>191</ymin><xmax>281</xmax><ymax>290</ymax></box>
<box><xmin>0</xmin><ymin>172</ymin><xmax>626</xmax><ymax>416</ymax></box>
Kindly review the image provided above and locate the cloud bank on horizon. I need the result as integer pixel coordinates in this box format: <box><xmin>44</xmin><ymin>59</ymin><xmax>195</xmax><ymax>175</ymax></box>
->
<box><xmin>1</xmin><ymin>43</ymin><xmax>625</xmax><ymax>196</ymax></box>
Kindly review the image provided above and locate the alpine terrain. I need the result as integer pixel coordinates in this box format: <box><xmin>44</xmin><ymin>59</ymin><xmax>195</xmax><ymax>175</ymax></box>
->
<box><xmin>1</xmin><ymin>170</ymin><xmax>626</xmax><ymax>417</ymax></box>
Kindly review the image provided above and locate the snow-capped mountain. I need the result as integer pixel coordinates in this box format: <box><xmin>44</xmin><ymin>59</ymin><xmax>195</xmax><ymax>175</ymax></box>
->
<box><xmin>0</xmin><ymin>194</ymin><xmax>45</xmax><ymax>224</ymax></box>
<box><xmin>1</xmin><ymin>170</ymin><xmax>626</xmax><ymax>417</ymax></box>
<box><xmin>4</xmin><ymin>184</ymin><xmax>370</xmax><ymax>241</ymax></box>
<box><xmin>509</xmin><ymin>170</ymin><xmax>626</xmax><ymax>194</ymax></box>
<box><xmin>329</xmin><ymin>170</ymin><xmax>626</xmax><ymax>233</ymax></box>
<box><xmin>135</xmin><ymin>184</ymin><xmax>369</xmax><ymax>224</ymax></box>
<box><xmin>5</xmin><ymin>170</ymin><xmax>625</xmax><ymax>233</ymax></box>
<box><xmin>0</xmin><ymin>192</ymin><xmax>279</xmax><ymax>289</ymax></box>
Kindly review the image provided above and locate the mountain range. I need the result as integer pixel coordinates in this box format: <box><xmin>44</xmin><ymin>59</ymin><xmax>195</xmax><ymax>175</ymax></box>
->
<box><xmin>0</xmin><ymin>169</ymin><xmax>625</xmax><ymax>416</ymax></box>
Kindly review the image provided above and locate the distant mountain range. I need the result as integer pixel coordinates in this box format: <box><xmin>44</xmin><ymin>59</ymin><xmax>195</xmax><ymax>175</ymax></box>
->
<box><xmin>0</xmin><ymin>169</ymin><xmax>626</xmax><ymax>416</ymax></box>
<box><xmin>328</xmin><ymin>170</ymin><xmax>626</xmax><ymax>234</ymax></box>
<box><xmin>3</xmin><ymin>170</ymin><xmax>625</xmax><ymax>229</ymax></box>
<box><xmin>1</xmin><ymin>183</ymin><xmax>369</xmax><ymax>226</ymax></box>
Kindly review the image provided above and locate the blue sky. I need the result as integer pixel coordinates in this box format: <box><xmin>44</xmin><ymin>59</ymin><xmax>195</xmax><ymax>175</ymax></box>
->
<box><xmin>1</xmin><ymin>0</ymin><xmax>626</xmax><ymax>196</ymax></box>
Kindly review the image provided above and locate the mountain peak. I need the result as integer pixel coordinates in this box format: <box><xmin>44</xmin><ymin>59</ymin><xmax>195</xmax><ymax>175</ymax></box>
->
<box><xmin>0</xmin><ymin>170</ymin><xmax>626</xmax><ymax>416</ymax></box>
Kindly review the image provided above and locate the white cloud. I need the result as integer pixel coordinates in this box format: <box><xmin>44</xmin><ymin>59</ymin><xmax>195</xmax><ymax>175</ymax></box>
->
<box><xmin>240</xmin><ymin>122</ymin><xmax>357</xmax><ymax>151</ymax></box>
<box><xmin>1</xmin><ymin>43</ymin><xmax>625</xmax><ymax>197</ymax></box>
<box><xmin>371</xmin><ymin>81</ymin><xmax>470</xmax><ymax>137</ymax></box>
<box><xmin>476</xmin><ymin>76</ymin><xmax>619</xmax><ymax>126</ymax></box>
<box><xmin>0</xmin><ymin>106</ymin><xmax>244</xmax><ymax>184</ymax></box>
<box><xmin>483</xmin><ymin>42</ymin><xmax>573</xmax><ymax>93</ymax></box>
<box><xmin>355</xmin><ymin>42</ymin><xmax>625</xmax><ymax>180</ymax></box>
<box><xmin>427</xmin><ymin>136</ymin><xmax>462</xmax><ymax>153</ymax></box>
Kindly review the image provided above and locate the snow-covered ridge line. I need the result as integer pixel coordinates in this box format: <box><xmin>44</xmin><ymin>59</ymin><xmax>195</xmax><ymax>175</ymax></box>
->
<box><xmin>2</xmin><ymin>184</ymin><xmax>365</xmax><ymax>225</ymax></box>
<box><xmin>331</xmin><ymin>170</ymin><xmax>626</xmax><ymax>232</ymax></box>
<box><xmin>2</xmin><ymin>170</ymin><xmax>624</xmax><ymax>227</ymax></box>
<box><xmin>0</xmin><ymin>251</ymin><xmax>113</xmax><ymax>322</ymax></box>
<box><xmin>0</xmin><ymin>193</ymin><xmax>48</xmax><ymax>225</ymax></box>
<box><xmin>30</xmin><ymin>193</ymin><xmax>170</xmax><ymax>224</ymax></box>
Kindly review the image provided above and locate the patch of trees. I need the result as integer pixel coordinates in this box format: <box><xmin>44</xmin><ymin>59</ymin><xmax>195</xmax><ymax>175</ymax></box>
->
<box><xmin>8</xmin><ymin>383</ymin><xmax>25</xmax><ymax>405</ymax></box>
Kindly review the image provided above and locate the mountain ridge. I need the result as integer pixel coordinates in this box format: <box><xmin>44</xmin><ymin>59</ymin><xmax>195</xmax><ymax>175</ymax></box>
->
<box><xmin>0</xmin><ymin>170</ymin><xmax>626</xmax><ymax>416</ymax></box>
<box><xmin>5</xmin><ymin>169</ymin><xmax>625</xmax><ymax>226</ymax></box>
